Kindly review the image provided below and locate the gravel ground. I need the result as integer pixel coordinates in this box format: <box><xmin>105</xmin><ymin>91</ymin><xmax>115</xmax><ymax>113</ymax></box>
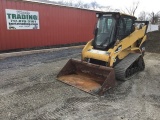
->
<box><xmin>0</xmin><ymin>47</ymin><xmax>160</xmax><ymax>120</ymax></box>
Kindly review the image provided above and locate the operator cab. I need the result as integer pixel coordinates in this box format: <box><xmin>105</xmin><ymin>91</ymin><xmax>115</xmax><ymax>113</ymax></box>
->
<box><xmin>93</xmin><ymin>12</ymin><xmax>137</xmax><ymax>50</ymax></box>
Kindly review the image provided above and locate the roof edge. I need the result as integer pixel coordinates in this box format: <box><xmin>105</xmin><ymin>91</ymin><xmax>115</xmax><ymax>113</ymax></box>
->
<box><xmin>13</xmin><ymin>0</ymin><xmax>101</xmax><ymax>12</ymax></box>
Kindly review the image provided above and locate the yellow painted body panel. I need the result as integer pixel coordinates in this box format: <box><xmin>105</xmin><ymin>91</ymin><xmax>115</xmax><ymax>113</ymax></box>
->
<box><xmin>82</xmin><ymin>25</ymin><xmax>147</xmax><ymax>67</ymax></box>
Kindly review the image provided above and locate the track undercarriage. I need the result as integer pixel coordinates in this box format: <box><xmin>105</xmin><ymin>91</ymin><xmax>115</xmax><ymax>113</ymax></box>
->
<box><xmin>115</xmin><ymin>53</ymin><xmax>145</xmax><ymax>80</ymax></box>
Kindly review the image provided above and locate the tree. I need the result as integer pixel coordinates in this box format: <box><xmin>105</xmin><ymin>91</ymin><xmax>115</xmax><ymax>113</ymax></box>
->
<box><xmin>74</xmin><ymin>1</ymin><xmax>83</xmax><ymax>8</ymax></box>
<box><xmin>121</xmin><ymin>1</ymin><xmax>139</xmax><ymax>16</ymax></box>
<box><xmin>68</xmin><ymin>0</ymin><xmax>74</xmax><ymax>7</ymax></box>
<box><xmin>90</xmin><ymin>1</ymin><xmax>99</xmax><ymax>9</ymax></box>
<box><xmin>99</xmin><ymin>6</ymin><xmax>119</xmax><ymax>12</ymax></box>
<box><xmin>83</xmin><ymin>3</ymin><xmax>90</xmax><ymax>9</ymax></box>
<box><xmin>57</xmin><ymin>0</ymin><xmax>65</xmax><ymax>6</ymax></box>
<box><xmin>99</xmin><ymin>6</ymin><xmax>112</xmax><ymax>12</ymax></box>
<box><xmin>138</xmin><ymin>11</ymin><xmax>148</xmax><ymax>21</ymax></box>
<box><xmin>50</xmin><ymin>0</ymin><xmax>109</xmax><ymax>11</ymax></box>
<box><xmin>148</xmin><ymin>11</ymin><xmax>160</xmax><ymax>24</ymax></box>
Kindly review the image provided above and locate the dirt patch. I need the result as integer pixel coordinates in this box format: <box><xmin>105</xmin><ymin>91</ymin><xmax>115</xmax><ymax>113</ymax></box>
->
<box><xmin>146</xmin><ymin>31</ymin><xmax>160</xmax><ymax>53</ymax></box>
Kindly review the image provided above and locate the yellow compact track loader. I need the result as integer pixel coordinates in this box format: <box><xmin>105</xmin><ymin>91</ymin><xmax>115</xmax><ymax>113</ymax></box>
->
<box><xmin>57</xmin><ymin>12</ymin><xmax>149</xmax><ymax>96</ymax></box>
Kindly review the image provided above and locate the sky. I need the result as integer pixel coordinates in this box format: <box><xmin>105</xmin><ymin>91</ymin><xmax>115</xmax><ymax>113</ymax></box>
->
<box><xmin>50</xmin><ymin>0</ymin><xmax>160</xmax><ymax>17</ymax></box>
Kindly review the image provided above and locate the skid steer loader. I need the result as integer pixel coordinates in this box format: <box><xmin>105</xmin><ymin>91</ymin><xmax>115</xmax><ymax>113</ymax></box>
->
<box><xmin>57</xmin><ymin>12</ymin><xmax>149</xmax><ymax>96</ymax></box>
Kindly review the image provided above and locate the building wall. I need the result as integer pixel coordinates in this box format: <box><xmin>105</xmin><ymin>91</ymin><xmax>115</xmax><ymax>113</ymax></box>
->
<box><xmin>0</xmin><ymin>0</ymin><xmax>97</xmax><ymax>51</ymax></box>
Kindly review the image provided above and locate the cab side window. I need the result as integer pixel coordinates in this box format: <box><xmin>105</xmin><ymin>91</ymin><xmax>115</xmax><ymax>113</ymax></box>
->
<box><xmin>124</xmin><ymin>18</ymin><xmax>133</xmax><ymax>34</ymax></box>
<box><xmin>118</xmin><ymin>17</ymin><xmax>133</xmax><ymax>40</ymax></box>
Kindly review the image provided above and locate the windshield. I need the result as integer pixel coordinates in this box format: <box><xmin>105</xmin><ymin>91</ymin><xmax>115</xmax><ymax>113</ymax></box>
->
<box><xmin>95</xmin><ymin>15</ymin><xmax>116</xmax><ymax>47</ymax></box>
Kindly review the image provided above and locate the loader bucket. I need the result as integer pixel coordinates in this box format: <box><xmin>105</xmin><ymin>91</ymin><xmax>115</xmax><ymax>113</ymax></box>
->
<box><xmin>57</xmin><ymin>59</ymin><xmax>116</xmax><ymax>96</ymax></box>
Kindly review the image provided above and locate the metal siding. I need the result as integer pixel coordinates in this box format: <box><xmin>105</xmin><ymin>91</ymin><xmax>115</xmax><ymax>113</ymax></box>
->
<box><xmin>0</xmin><ymin>0</ymin><xmax>97</xmax><ymax>51</ymax></box>
<box><xmin>0</xmin><ymin>0</ymin><xmax>3</xmax><ymax>50</ymax></box>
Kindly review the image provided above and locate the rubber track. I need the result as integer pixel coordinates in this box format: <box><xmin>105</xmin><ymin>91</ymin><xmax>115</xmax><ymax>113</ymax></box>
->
<box><xmin>114</xmin><ymin>53</ymin><xmax>141</xmax><ymax>80</ymax></box>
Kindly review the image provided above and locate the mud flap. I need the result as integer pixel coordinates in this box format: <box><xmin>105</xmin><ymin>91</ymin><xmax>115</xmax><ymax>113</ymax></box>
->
<box><xmin>57</xmin><ymin>59</ymin><xmax>116</xmax><ymax>96</ymax></box>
